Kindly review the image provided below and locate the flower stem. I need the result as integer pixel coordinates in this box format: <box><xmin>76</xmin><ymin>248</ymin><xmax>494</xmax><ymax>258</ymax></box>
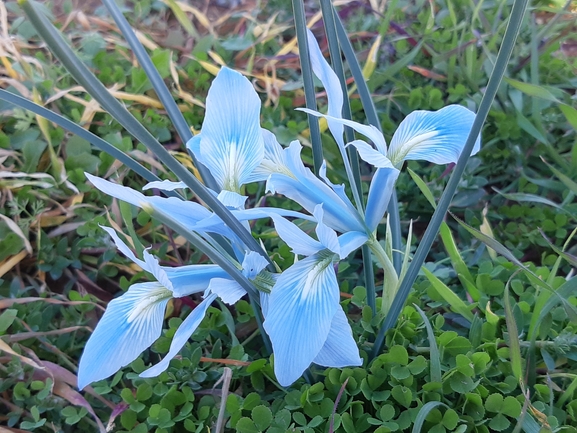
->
<box><xmin>367</xmin><ymin>237</ymin><xmax>399</xmax><ymax>315</ymax></box>
<box><xmin>371</xmin><ymin>0</ymin><xmax>531</xmax><ymax>359</ymax></box>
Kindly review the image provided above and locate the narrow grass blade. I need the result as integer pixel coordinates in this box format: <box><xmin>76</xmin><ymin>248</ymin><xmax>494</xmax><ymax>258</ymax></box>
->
<box><xmin>407</xmin><ymin>168</ymin><xmax>437</xmax><ymax>210</ymax></box>
<box><xmin>479</xmin><ymin>206</ymin><xmax>497</xmax><ymax>260</ymax></box>
<box><xmin>527</xmin><ymin>276</ymin><xmax>577</xmax><ymax>391</ymax></box>
<box><xmin>292</xmin><ymin>0</ymin><xmax>323</xmax><ymax>175</ymax></box>
<box><xmin>412</xmin><ymin>401</ymin><xmax>448</xmax><ymax>433</ymax></box>
<box><xmin>19</xmin><ymin>0</ymin><xmax>271</xmax><ymax>265</ymax></box>
<box><xmin>505</xmin><ymin>78</ymin><xmax>577</xmax><ymax>130</ymax></box>
<box><xmin>406</xmin><ymin>168</ymin><xmax>479</xmax><ymax>300</ymax></box>
<box><xmin>422</xmin><ymin>268</ymin><xmax>475</xmax><ymax>323</ymax></box>
<box><xmin>399</xmin><ymin>220</ymin><xmax>413</xmax><ymax>285</ymax></box>
<box><xmin>556</xmin><ymin>374</ymin><xmax>577</xmax><ymax>408</ymax></box>
<box><xmin>366</xmin><ymin>41</ymin><xmax>425</xmax><ymax>91</ymax></box>
<box><xmin>450</xmin><ymin>212</ymin><xmax>551</xmax><ymax>292</ymax></box>
<box><xmin>163</xmin><ymin>0</ymin><xmax>198</xmax><ymax>38</ymax></box>
<box><xmin>493</xmin><ymin>187</ymin><xmax>574</xmax><ymax>219</ymax></box>
<box><xmin>0</xmin><ymin>89</ymin><xmax>165</xmax><ymax>187</ymax></box>
<box><xmin>543</xmin><ymin>159</ymin><xmax>577</xmax><ymax>194</ymax></box>
<box><xmin>439</xmin><ymin>224</ymin><xmax>480</xmax><ymax>301</ymax></box>
<box><xmin>529</xmin><ymin>276</ymin><xmax>577</xmax><ymax>342</ymax></box>
<box><xmin>521</xmin><ymin>413</ymin><xmax>545</xmax><ymax>433</ymax></box>
<box><xmin>504</xmin><ymin>278</ymin><xmax>524</xmax><ymax>384</ymax></box>
<box><xmin>334</xmin><ymin>9</ymin><xmax>403</xmax><ymax>273</ymax></box>
<box><xmin>414</xmin><ymin>305</ymin><xmax>441</xmax><ymax>383</ymax></box>
<box><xmin>250</xmin><ymin>295</ymin><xmax>272</xmax><ymax>355</ymax></box>
<box><xmin>512</xmin><ymin>390</ymin><xmax>531</xmax><ymax>433</ymax></box>
<box><xmin>371</xmin><ymin>0</ymin><xmax>531</xmax><ymax>358</ymax></box>
<box><xmin>100</xmin><ymin>0</ymin><xmax>217</xmax><ymax>190</ymax></box>
<box><xmin>539</xmin><ymin>228</ymin><xmax>577</xmax><ymax>268</ymax></box>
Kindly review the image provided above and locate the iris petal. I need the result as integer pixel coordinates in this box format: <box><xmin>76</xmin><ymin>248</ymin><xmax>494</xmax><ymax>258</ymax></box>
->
<box><xmin>142</xmin><ymin>180</ymin><xmax>187</xmax><ymax>191</ymax></box>
<box><xmin>246</xmin><ymin>129</ymin><xmax>291</xmax><ymax>183</ymax></box>
<box><xmin>142</xmin><ymin>249</ymin><xmax>174</xmax><ymax>292</ymax></box>
<box><xmin>337</xmin><ymin>231</ymin><xmax>369</xmax><ymax>259</ymax></box>
<box><xmin>139</xmin><ymin>293</ymin><xmax>217</xmax><ymax>378</ymax></box>
<box><xmin>306</xmin><ymin>28</ymin><xmax>345</xmax><ymax>148</ymax></box>
<box><xmin>348</xmin><ymin>140</ymin><xmax>394</xmax><ymax>168</ymax></box>
<box><xmin>314</xmin><ymin>307</ymin><xmax>362</xmax><ymax>368</ymax></box>
<box><xmin>318</xmin><ymin>162</ymin><xmax>361</xmax><ymax>225</ymax></box>
<box><xmin>86</xmin><ymin>173</ymin><xmax>147</xmax><ymax>209</ymax></box>
<box><xmin>298</xmin><ymin>109</ymin><xmax>388</xmax><ymax>154</ymax></box>
<box><xmin>164</xmin><ymin>265</ymin><xmax>229</xmax><ymax>298</ymax></box>
<box><xmin>270</xmin><ymin>214</ymin><xmax>323</xmax><ymax>256</ymax></box>
<box><xmin>388</xmin><ymin>105</ymin><xmax>480</xmax><ymax>166</ymax></box>
<box><xmin>87</xmin><ymin>174</ymin><xmax>213</xmax><ymax>231</ymax></box>
<box><xmin>365</xmin><ymin>167</ymin><xmax>400</xmax><ymax>232</ymax></box>
<box><xmin>312</xmin><ymin>205</ymin><xmax>340</xmax><ymax>255</ymax></box>
<box><xmin>100</xmin><ymin>225</ymin><xmax>147</xmax><ymax>271</ymax></box>
<box><xmin>207</xmin><ymin>279</ymin><xmax>245</xmax><ymax>304</ymax></box>
<box><xmin>241</xmin><ymin>251</ymin><xmax>270</xmax><ymax>279</ymax></box>
<box><xmin>264</xmin><ymin>253</ymin><xmax>339</xmax><ymax>386</ymax></box>
<box><xmin>217</xmin><ymin>190</ymin><xmax>247</xmax><ymax>209</ymax></box>
<box><xmin>78</xmin><ymin>282</ymin><xmax>171</xmax><ymax>389</ymax></box>
<box><xmin>266</xmin><ymin>142</ymin><xmax>365</xmax><ymax>233</ymax></box>
<box><xmin>191</xmin><ymin>67</ymin><xmax>264</xmax><ymax>191</ymax></box>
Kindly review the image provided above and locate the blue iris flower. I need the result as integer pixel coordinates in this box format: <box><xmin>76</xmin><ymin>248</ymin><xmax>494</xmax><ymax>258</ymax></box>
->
<box><xmin>264</xmin><ymin>205</ymin><xmax>365</xmax><ymax>386</ymax></box>
<box><xmin>77</xmin><ymin>226</ymin><xmax>268</xmax><ymax>389</ymax></box>
<box><xmin>301</xmin><ymin>29</ymin><xmax>481</xmax><ymax>232</ymax></box>
<box><xmin>79</xmin><ymin>46</ymin><xmax>481</xmax><ymax>390</ymax></box>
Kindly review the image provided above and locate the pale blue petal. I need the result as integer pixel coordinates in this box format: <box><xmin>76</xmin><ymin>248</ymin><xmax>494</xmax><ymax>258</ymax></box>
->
<box><xmin>232</xmin><ymin>207</ymin><xmax>315</xmax><ymax>222</ymax></box>
<box><xmin>100</xmin><ymin>225</ymin><xmax>147</xmax><ymax>271</ymax></box>
<box><xmin>146</xmin><ymin>198</ymin><xmax>213</xmax><ymax>231</ymax></box>
<box><xmin>318</xmin><ymin>162</ymin><xmax>361</xmax><ymax>222</ymax></box>
<box><xmin>262</xmin><ymin>129</ymin><xmax>285</xmax><ymax>163</ymax></box>
<box><xmin>337</xmin><ymin>231</ymin><xmax>369</xmax><ymax>259</ymax></box>
<box><xmin>207</xmin><ymin>278</ymin><xmax>245</xmax><ymax>304</ymax></box>
<box><xmin>194</xmin><ymin>67</ymin><xmax>264</xmax><ymax>191</ymax></box>
<box><xmin>241</xmin><ymin>251</ymin><xmax>269</xmax><ymax>279</ymax></box>
<box><xmin>312</xmin><ymin>204</ymin><xmax>340</xmax><ymax>255</ymax></box>
<box><xmin>139</xmin><ymin>293</ymin><xmax>217</xmax><ymax>378</ymax></box>
<box><xmin>266</xmin><ymin>142</ymin><xmax>365</xmax><ymax>234</ymax></box>
<box><xmin>87</xmin><ymin>173</ymin><xmax>213</xmax><ymax>232</ymax></box>
<box><xmin>388</xmin><ymin>105</ymin><xmax>480</xmax><ymax>166</ymax></box>
<box><xmin>186</xmin><ymin>133</ymin><xmax>201</xmax><ymax>158</ymax></box>
<box><xmin>260</xmin><ymin>291</ymin><xmax>270</xmax><ymax>318</ymax></box>
<box><xmin>306</xmin><ymin>28</ymin><xmax>344</xmax><ymax>148</ymax></box>
<box><xmin>297</xmin><ymin>109</ymin><xmax>388</xmax><ymax>154</ymax></box>
<box><xmin>246</xmin><ymin>129</ymin><xmax>289</xmax><ymax>183</ymax></box>
<box><xmin>313</xmin><ymin>307</ymin><xmax>362</xmax><ymax>368</ymax></box>
<box><xmin>264</xmin><ymin>254</ymin><xmax>339</xmax><ymax>386</ymax></box>
<box><xmin>270</xmin><ymin>215</ymin><xmax>323</xmax><ymax>256</ymax></box>
<box><xmin>78</xmin><ymin>282</ymin><xmax>171</xmax><ymax>389</ymax></box>
<box><xmin>217</xmin><ymin>190</ymin><xmax>247</xmax><ymax>209</ymax></box>
<box><xmin>181</xmin><ymin>213</ymin><xmax>239</xmax><ymax>239</ymax></box>
<box><xmin>164</xmin><ymin>265</ymin><xmax>228</xmax><ymax>298</ymax></box>
<box><xmin>348</xmin><ymin>140</ymin><xmax>394</xmax><ymax>168</ymax></box>
<box><xmin>142</xmin><ymin>249</ymin><xmax>174</xmax><ymax>292</ymax></box>
<box><xmin>86</xmin><ymin>173</ymin><xmax>147</xmax><ymax>208</ymax></box>
<box><xmin>189</xmin><ymin>207</ymin><xmax>314</xmax><ymax>241</ymax></box>
<box><xmin>365</xmin><ymin>167</ymin><xmax>400</xmax><ymax>232</ymax></box>
<box><xmin>142</xmin><ymin>180</ymin><xmax>188</xmax><ymax>191</ymax></box>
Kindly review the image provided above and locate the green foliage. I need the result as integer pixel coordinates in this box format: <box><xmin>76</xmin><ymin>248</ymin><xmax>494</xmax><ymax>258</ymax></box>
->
<box><xmin>1</xmin><ymin>0</ymin><xmax>576</xmax><ymax>431</ymax></box>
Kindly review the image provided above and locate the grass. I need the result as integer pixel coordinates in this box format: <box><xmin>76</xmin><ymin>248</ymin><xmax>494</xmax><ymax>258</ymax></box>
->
<box><xmin>0</xmin><ymin>0</ymin><xmax>576</xmax><ymax>432</ymax></box>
